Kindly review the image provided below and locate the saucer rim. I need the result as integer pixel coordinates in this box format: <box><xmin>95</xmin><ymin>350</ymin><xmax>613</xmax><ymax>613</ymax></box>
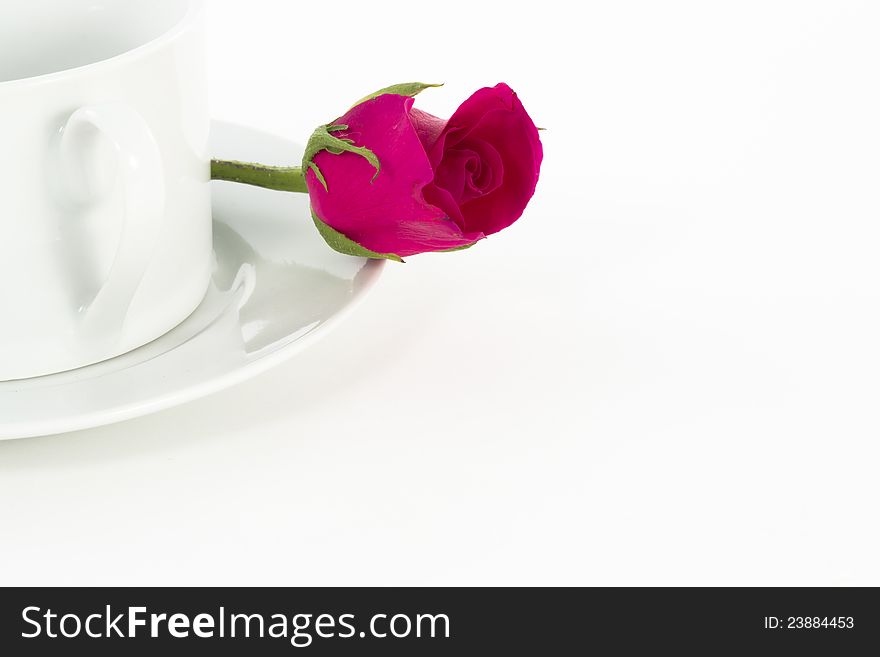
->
<box><xmin>0</xmin><ymin>260</ymin><xmax>383</xmax><ymax>441</ymax></box>
<box><xmin>0</xmin><ymin>119</ymin><xmax>385</xmax><ymax>441</ymax></box>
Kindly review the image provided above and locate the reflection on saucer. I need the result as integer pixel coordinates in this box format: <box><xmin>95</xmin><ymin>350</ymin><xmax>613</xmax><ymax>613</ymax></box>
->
<box><xmin>212</xmin><ymin>220</ymin><xmax>355</xmax><ymax>355</ymax></box>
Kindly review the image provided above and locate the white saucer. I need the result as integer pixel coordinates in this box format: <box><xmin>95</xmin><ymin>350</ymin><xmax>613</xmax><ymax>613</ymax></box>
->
<box><xmin>0</xmin><ymin>121</ymin><xmax>384</xmax><ymax>440</ymax></box>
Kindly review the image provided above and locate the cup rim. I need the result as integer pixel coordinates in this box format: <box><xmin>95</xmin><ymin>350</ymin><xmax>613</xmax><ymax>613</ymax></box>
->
<box><xmin>0</xmin><ymin>0</ymin><xmax>204</xmax><ymax>90</ymax></box>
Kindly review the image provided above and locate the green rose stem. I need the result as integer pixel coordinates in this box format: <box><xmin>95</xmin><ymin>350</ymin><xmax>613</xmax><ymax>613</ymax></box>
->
<box><xmin>210</xmin><ymin>160</ymin><xmax>308</xmax><ymax>194</ymax></box>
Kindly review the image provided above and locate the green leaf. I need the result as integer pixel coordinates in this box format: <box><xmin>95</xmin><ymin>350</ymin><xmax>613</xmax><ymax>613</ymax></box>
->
<box><xmin>302</xmin><ymin>124</ymin><xmax>381</xmax><ymax>191</ymax></box>
<box><xmin>311</xmin><ymin>210</ymin><xmax>404</xmax><ymax>263</ymax></box>
<box><xmin>352</xmin><ymin>82</ymin><xmax>443</xmax><ymax>108</ymax></box>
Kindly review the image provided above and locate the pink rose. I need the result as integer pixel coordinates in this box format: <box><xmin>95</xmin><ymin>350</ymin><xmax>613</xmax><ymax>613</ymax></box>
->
<box><xmin>305</xmin><ymin>83</ymin><xmax>543</xmax><ymax>260</ymax></box>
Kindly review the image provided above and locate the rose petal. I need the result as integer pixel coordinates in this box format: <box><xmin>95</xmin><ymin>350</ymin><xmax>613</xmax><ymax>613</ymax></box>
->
<box><xmin>459</xmin><ymin>105</ymin><xmax>542</xmax><ymax>235</ymax></box>
<box><xmin>409</xmin><ymin>107</ymin><xmax>447</xmax><ymax>152</ymax></box>
<box><xmin>434</xmin><ymin>148</ymin><xmax>476</xmax><ymax>203</ymax></box>
<box><xmin>460</xmin><ymin>138</ymin><xmax>504</xmax><ymax>201</ymax></box>
<box><xmin>425</xmin><ymin>83</ymin><xmax>543</xmax><ymax>236</ymax></box>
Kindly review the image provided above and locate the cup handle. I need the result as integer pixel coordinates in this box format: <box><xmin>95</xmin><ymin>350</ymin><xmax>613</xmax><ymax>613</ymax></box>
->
<box><xmin>58</xmin><ymin>103</ymin><xmax>165</xmax><ymax>337</ymax></box>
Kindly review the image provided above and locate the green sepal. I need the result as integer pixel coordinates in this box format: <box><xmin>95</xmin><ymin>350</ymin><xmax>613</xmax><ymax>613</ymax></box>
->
<box><xmin>311</xmin><ymin>210</ymin><xmax>404</xmax><ymax>263</ymax></box>
<box><xmin>438</xmin><ymin>241</ymin><xmax>480</xmax><ymax>253</ymax></box>
<box><xmin>303</xmin><ymin>84</ymin><xmax>441</xmax><ymax>192</ymax></box>
<box><xmin>302</xmin><ymin>124</ymin><xmax>381</xmax><ymax>192</ymax></box>
<box><xmin>352</xmin><ymin>82</ymin><xmax>443</xmax><ymax>108</ymax></box>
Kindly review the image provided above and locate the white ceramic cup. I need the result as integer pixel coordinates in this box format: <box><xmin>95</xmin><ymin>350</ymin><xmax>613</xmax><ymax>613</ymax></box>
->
<box><xmin>0</xmin><ymin>0</ymin><xmax>211</xmax><ymax>381</ymax></box>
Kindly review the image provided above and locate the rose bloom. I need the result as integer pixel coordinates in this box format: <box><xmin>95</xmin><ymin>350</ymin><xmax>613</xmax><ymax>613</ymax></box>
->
<box><xmin>306</xmin><ymin>83</ymin><xmax>543</xmax><ymax>259</ymax></box>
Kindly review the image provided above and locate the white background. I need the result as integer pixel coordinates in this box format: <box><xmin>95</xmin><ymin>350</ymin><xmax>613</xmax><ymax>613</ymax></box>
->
<box><xmin>2</xmin><ymin>0</ymin><xmax>880</xmax><ymax>585</ymax></box>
